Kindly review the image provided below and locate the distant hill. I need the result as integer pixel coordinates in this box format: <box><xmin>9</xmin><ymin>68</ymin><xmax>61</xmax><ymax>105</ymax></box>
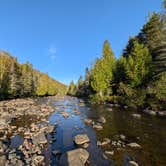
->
<box><xmin>0</xmin><ymin>51</ymin><xmax>67</xmax><ymax>99</ymax></box>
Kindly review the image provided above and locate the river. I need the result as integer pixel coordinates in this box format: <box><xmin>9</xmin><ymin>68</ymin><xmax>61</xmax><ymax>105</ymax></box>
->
<box><xmin>10</xmin><ymin>96</ymin><xmax>166</xmax><ymax>165</ymax></box>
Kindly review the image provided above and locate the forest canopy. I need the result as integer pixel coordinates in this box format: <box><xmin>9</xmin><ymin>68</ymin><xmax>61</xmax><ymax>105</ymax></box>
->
<box><xmin>0</xmin><ymin>51</ymin><xmax>66</xmax><ymax>100</ymax></box>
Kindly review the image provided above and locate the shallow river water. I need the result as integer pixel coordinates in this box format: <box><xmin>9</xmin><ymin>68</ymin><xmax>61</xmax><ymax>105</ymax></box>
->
<box><xmin>12</xmin><ymin>96</ymin><xmax>166</xmax><ymax>166</ymax></box>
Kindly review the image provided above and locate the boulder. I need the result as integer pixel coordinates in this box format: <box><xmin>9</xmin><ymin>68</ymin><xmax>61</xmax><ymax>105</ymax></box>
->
<box><xmin>74</xmin><ymin>134</ymin><xmax>90</xmax><ymax>145</ymax></box>
<box><xmin>32</xmin><ymin>132</ymin><xmax>47</xmax><ymax>145</ymax></box>
<box><xmin>59</xmin><ymin>148</ymin><xmax>89</xmax><ymax>166</ymax></box>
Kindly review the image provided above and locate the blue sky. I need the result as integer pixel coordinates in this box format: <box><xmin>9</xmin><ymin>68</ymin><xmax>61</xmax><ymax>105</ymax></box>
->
<box><xmin>0</xmin><ymin>0</ymin><xmax>162</xmax><ymax>85</ymax></box>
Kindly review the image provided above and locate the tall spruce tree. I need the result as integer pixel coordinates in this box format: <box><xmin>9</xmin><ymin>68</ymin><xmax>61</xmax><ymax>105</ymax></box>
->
<box><xmin>125</xmin><ymin>40</ymin><xmax>152</xmax><ymax>87</ymax></box>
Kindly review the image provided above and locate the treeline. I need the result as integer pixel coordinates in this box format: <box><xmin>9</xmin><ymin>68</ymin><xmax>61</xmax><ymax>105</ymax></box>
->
<box><xmin>0</xmin><ymin>51</ymin><xmax>66</xmax><ymax>100</ymax></box>
<box><xmin>68</xmin><ymin>2</ymin><xmax>166</xmax><ymax>110</ymax></box>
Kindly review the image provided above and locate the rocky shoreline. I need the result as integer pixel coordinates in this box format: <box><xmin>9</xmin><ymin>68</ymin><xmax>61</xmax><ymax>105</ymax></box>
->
<box><xmin>0</xmin><ymin>97</ymin><xmax>57</xmax><ymax>165</ymax></box>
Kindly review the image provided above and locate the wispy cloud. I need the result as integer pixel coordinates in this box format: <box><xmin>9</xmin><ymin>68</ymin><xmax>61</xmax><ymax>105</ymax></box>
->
<box><xmin>48</xmin><ymin>45</ymin><xmax>56</xmax><ymax>60</ymax></box>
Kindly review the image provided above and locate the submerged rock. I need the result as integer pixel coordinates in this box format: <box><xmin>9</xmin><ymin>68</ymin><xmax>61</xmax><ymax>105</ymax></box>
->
<box><xmin>132</xmin><ymin>114</ymin><xmax>141</xmax><ymax>119</ymax></box>
<box><xmin>61</xmin><ymin>111</ymin><xmax>69</xmax><ymax>119</ymax></box>
<box><xmin>59</xmin><ymin>148</ymin><xmax>89</xmax><ymax>166</ymax></box>
<box><xmin>74</xmin><ymin>134</ymin><xmax>90</xmax><ymax>145</ymax></box>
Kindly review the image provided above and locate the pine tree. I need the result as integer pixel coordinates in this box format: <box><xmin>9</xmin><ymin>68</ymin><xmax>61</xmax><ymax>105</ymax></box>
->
<box><xmin>20</xmin><ymin>63</ymin><xmax>34</xmax><ymax>96</ymax></box>
<box><xmin>90</xmin><ymin>40</ymin><xmax>116</xmax><ymax>101</ymax></box>
<box><xmin>125</xmin><ymin>40</ymin><xmax>152</xmax><ymax>87</ymax></box>
<box><xmin>67</xmin><ymin>81</ymin><xmax>77</xmax><ymax>96</ymax></box>
<box><xmin>8</xmin><ymin>60</ymin><xmax>21</xmax><ymax>98</ymax></box>
<box><xmin>138</xmin><ymin>12</ymin><xmax>162</xmax><ymax>53</ymax></box>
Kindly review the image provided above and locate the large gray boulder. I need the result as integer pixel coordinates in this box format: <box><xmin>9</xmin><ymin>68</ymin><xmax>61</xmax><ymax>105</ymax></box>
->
<box><xmin>59</xmin><ymin>148</ymin><xmax>89</xmax><ymax>166</ymax></box>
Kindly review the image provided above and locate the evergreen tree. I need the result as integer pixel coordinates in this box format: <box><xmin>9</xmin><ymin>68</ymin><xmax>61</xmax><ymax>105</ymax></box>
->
<box><xmin>8</xmin><ymin>60</ymin><xmax>21</xmax><ymax>98</ymax></box>
<box><xmin>125</xmin><ymin>41</ymin><xmax>152</xmax><ymax>87</ymax></box>
<box><xmin>20</xmin><ymin>63</ymin><xmax>34</xmax><ymax>96</ymax></box>
<box><xmin>138</xmin><ymin>12</ymin><xmax>162</xmax><ymax>53</ymax></box>
<box><xmin>67</xmin><ymin>81</ymin><xmax>77</xmax><ymax>96</ymax></box>
<box><xmin>90</xmin><ymin>40</ymin><xmax>115</xmax><ymax>101</ymax></box>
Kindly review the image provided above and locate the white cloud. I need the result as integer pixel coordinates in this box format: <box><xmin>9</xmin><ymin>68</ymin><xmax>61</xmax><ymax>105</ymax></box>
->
<box><xmin>48</xmin><ymin>45</ymin><xmax>56</xmax><ymax>60</ymax></box>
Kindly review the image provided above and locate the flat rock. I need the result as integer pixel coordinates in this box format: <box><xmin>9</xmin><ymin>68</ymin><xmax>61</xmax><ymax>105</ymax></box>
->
<box><xmin>32</xmin><ymin>132</ymin><xmax>47</xmax><ymax>145</ymax></box>
<box><xmin>105</xmin><ymin>150</ymin><xmax>114</xmax><ymax>155</ymax></box>
<box><xmin>127</xmin><ymin>142</ymin><xmax>141</xmax><ymax>149</ymax></box>
<box><xmin>74</xmin><ymin>134</ymin><xmax>90</xmax><ymax>145</ymax></box>
<box><xmin>59</xmin><ymin>148</ymin><xmax>89</xmax><ymax>166</ymax></box>
<box><xmin>93</xmin><ymin>123</ymin><xmax>103</xmax><ymax>130</ymax></box>
<box><xmin>132</xmin><ymin>114</ymin><xmax>141</xmax><ymax>119</ymax></box>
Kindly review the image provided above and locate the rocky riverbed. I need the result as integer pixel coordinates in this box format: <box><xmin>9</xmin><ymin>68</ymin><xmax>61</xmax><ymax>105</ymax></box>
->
<box><xmin>0</xmin><ymin>96</ymin><xmax>166</xmax><ymax>166</ymax></box>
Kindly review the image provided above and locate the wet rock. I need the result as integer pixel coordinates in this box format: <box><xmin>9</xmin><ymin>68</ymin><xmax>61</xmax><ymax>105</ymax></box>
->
<box><xmin>143</xmin><ymin>109</ymin><xmax>156</xmax><ymax>116</ymax></box>
<box><xmin>129</xmin><ymin>160</ymin><xmax>139</xmax><ymax>166</ymax></box>
<box><xmin>61</xmin><ymin>111</ymin><xmax>69</xmax><ymax>119</ymax></box>
<box><xmin>42</xmin><ymin>125</ymin><xmax>55</xmax><ymax>134</ymax></box>
<box><xmin>120</xmin><ymin>134</ymin><xmax>126</xmax><ymax>141</ymax></box>
<box><xmin>97</xmin><ymin>141</ymin><xmax>102</xmax><ymax>146</ymax></box>
<box><xmin>93</xmin><ymin>123</ymin><xmax>103</xmax><ymax>130</ymax></box>
<box><xmin>33</xmin><ymin>155</ymin><xmax>45</xmax><ymax>165</ymax></box>
<box><xmin>0</xmin><ymin>141</ymin><xmax>8</xmax><ymax>153</ymax></box>
<box><xmin>0</xmin><ymin>155</ymin><xmax>7</xmax><ymax>165</ymax></box>
<box><xmin>101</xmin><ymin>138</ymin><xmax>111</xmax><ymax>146</ymax></box>
<box><xmin>124</xmin><ymin>105</ymin><xmax>128</xmax><ymax>109</ymax></box>
<box><xmin>127</xmin><ymin>143</ymin><xmax>141</xmax><ymax>149</ymax></box>
<box><xmin>82</xmin><ymin>143</ymin><xmax>89</xmax><ymax>149</ymax></box>
<box><xmin>74</xmin><ymin>134</ymin><xmax>90</xmax><ymax>145</ymax></box>
<box><xmin>157</xmin><ymin>111</ymin><xmax>166</xmax><ymax>117</ymax></box>
<box><xmin>84</xmin><ymin>119</ymin><xmax>93</xmax><ymax>125</ymax></box>
<box><xmin>107</xmin><ymin>108</ymin><xmax>113</xmax><ymax>112</ymax></box>
<box><xmin>105</xmin><ymin>150</ymin><xmax>114</xmax><ymax>155</ymax></box>
<box><xmin>32</xmin><ymin>132</ymin><xmax>47</xmax><ymax>145</ymax></box>
<box><xmin>132</xmin><ymin>114</ymin><xmax>141</xmax><ymax>119</ymax></box>
<box><xmin>59</xmin><ymin>148</ymin><xmax>89</xmax><ymax>166</ymax></box>
<box><xmin>98</xmin><ymin>116</ymin><xmax>106</xmax><ymax>123</ymax></box>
